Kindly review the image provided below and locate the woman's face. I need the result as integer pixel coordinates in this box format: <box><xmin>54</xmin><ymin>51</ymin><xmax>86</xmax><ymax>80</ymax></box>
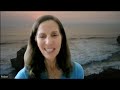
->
<box><xmin>36</xmin><ymin>20</ymin><xmax>62</xmax><ymax>61</ymax></box>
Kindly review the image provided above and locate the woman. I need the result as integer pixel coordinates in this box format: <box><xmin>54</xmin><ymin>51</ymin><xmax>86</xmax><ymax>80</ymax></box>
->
<box><xmin>15</xmin><ymin>15</ymin><xmax>84</xmax><ymax>79</ymax></box>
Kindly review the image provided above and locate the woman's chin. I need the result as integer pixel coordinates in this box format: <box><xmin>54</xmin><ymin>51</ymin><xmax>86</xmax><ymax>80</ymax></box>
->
<box><xmin>45</xmin><ymin>56</ymin><xmax>56</xmax><ymax>61</ymax></box>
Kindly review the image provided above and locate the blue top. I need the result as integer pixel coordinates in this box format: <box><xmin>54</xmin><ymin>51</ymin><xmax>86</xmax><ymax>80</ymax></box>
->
<box><xmin>15</xmin><ymin>61</ymin><xmax>84</xmax><ymax>79</ymax></box>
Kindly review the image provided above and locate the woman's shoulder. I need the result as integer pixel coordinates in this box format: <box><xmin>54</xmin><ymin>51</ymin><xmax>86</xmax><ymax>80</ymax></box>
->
<box><xmin>71</xmin><ymin>61</ymin><xmax>84</xmax><ymax>79</ymax></box>
<box><xmin>14</xmin><ymin>66</ymin><xmax>29</xmax><ymax>79</ymax></box>
<box><xmin>73</xmin><ymin>61</ymin><xmax>83</xmax><ymax>70</ymax></box>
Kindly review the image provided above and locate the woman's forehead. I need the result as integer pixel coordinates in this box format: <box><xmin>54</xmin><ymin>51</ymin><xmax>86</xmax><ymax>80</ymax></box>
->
<box><xmin>37</xmin><ymin>20</ymin><xmax>60</xmax><ymax>33</ymax></box>
<box><xmin>39</xmin><ymin>20</ymin><xmax>58</xmax><ymax>28</ymax></box>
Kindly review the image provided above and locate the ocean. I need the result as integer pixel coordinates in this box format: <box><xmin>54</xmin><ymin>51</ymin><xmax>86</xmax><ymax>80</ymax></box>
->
<box><xmin>0</xmin><ymin>23</ymin><xmax>120</xmax><ymax>77</ymax></box>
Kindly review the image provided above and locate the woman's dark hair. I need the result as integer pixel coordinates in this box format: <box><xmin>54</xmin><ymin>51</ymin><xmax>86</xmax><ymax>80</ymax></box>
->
<box><xmin>24</xmin><ymin>15</ymin><xmax>72</xmax><ymax>79</ymax></box>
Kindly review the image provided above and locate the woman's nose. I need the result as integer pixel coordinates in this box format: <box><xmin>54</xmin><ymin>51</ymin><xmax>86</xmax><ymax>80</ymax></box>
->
<box><xmin>45</xmin><ymin>37</ymin><xmax>53</xmax><ymax>45</ymax></box>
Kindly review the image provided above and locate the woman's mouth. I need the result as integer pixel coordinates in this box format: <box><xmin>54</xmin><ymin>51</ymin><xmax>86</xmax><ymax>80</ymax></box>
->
<box><xmin>45</xmin><ymin>48</ymin><xmax>55</xmax><ymax>53</ymax></box>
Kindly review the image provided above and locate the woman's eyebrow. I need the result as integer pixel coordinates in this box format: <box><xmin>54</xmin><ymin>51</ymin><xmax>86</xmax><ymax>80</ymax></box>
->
<box><xmin>52</xmin><ymin>31</ymin><xmax>59</xmax><ymax>33</ymax></box>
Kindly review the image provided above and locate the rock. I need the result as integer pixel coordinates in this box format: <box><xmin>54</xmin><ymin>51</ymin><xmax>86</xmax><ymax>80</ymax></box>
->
<box><xmin>84</xmin><ymin>68</ymin><xmax>120</xmax><ymax>79</ymax></box>
<box><xmin>117</xmin><ymin>35</ymin><xmax>120</xmax><ymax>44</ymax></box>
<box><xmin>11</xmin><ymin>45</ymin><xmax>27</xmax><ymax>72</ymax></box>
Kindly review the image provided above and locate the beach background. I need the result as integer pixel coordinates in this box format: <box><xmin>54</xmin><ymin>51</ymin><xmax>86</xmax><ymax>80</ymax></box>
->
<box><xmin>1</xmin><ymin>11</ymin><xmax>120</xmax><ymax>78</ymax></box>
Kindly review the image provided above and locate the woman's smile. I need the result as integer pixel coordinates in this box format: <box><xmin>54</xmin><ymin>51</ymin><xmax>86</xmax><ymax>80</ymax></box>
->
<box><xmin>45</xmin><ymin>48</ymin><xmax>55</xmax><ymax>53</ymax></box>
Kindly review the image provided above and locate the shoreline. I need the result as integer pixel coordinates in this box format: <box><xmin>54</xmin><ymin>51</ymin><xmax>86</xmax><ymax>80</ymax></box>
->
<box><xmin>1</xmin><ymin>49</ymin><xmax>120</xmax><ymax>79</ymax></box>
<box><xmin>83</xmin><ymin>50</ymin><xmax>120</xmax><ymax>76</ymax></box>
<box><xmin>84</xmin><ymin>51</ymin><xmax>120</xmax><ymax>79</ymax></box>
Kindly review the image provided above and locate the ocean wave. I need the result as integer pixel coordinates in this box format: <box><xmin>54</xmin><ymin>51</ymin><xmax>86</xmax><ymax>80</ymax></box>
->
<box><xmin>80</xmin><ymin>51</ymin><xmax>120</xmax><ymax>76</ymax></box>
<box><xmin>0</xmin><ymin>40</ymin><xmax>28</xmax><ymax>45</ymax></box>
<box><xmin>69</xmin><ymin>36</ymin><xmax>116</xmax><ymax>40</ymax></box>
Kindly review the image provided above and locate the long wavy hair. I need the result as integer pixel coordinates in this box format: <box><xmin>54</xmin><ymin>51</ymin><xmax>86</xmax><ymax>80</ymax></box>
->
<box><xmin>24</xmin><ymin>15</ymin><xmax>72</xmax><ymax>79</ymax></box>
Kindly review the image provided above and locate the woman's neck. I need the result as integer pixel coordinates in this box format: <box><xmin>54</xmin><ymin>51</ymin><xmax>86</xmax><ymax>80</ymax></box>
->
<box><xmin>44</xmin><ymin>59</ymin><xmax>58</xmax><ymax>70</ymax></box>
<box><xmin>44</xmin><ymin>59</ymin><xmax>62</xmax><ymax>79</ymax></box>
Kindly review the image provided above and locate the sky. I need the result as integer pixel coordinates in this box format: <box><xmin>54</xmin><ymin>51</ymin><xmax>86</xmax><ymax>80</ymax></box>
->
<box><xmin>1</xmin><ymin>11</ymin><xmax>120</xmax><ymax>28</ymax></box>
<box><xmin>1</xmin><ymin>11</ymin><xmax>120</xmax><ymax>36</ymax></box>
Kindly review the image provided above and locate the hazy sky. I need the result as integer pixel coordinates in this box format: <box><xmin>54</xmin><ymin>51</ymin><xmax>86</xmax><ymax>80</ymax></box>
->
<box><xmin>1</xmin><ymin>11</ymin><xmax>120</xmax><ymax>28</ymax></box>
<box><xmin>1</xmin><ymin>11</ymin><xmax>120</xmax><ymax>38</ymax></box>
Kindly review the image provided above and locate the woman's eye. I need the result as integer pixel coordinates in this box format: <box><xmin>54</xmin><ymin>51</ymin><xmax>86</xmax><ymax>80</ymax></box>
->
<box><xmin>52</xmin><ymin>33</ymin><xmax>59</xmax><ymax>37</ymax></box>
<box><xmin>52</xmin><ymin>34</ymin><xmax>58</xmax><ymax>36</ymax></box>
<box><xmin>38</xmin><ymin>34</ymin><xmax>46</xmax><ymax>38</ymax></box>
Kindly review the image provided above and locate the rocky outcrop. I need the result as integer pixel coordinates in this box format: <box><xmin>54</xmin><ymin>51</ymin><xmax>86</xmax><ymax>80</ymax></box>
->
<box><xmin>10</xmin><ymin>45</ymin><xmax>27</xmax><ymax>72</ymax></box>
<box><xmin>117</xmin><ymin>35</ymin><xmax>120</xmax><ymax>44</ymax></box>
<box><xmin>84</xmin><ymin>68</ymin><xmax>120</xmax><ymax>79</ymax></box>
